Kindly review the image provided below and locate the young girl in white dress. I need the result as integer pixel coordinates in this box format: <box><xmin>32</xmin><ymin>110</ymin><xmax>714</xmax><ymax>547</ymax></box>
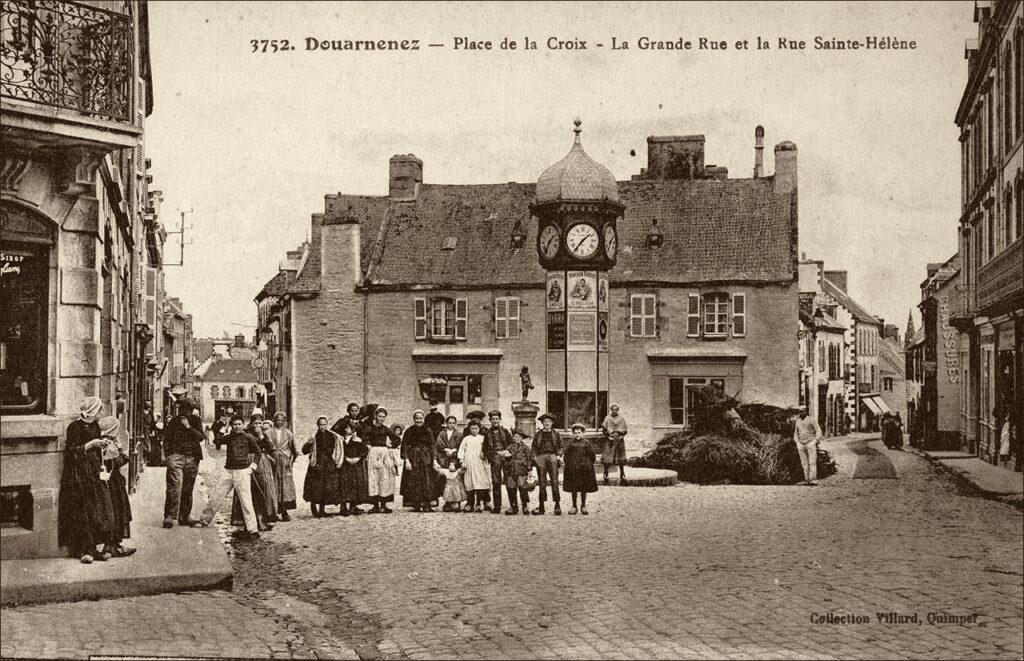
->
<box><xmin>457</xmin><ymin>420</ymin><xmax>491</xmax><ymax>512</ymax></box>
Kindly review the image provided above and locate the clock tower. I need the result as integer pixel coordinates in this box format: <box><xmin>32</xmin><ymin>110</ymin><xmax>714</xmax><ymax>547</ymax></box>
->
<box><xmin>532</xmin><ymin>119</ymin><xmax>624</xmax><ymax>429</ymax></box>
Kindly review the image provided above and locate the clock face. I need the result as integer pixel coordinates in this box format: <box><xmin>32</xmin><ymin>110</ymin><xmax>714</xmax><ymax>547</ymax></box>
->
<box><xmin>566</xmin><ymin>223</ymin><xmax>599</xmax><ymax>258</ymax></box>
<box><xmin>539</xmin><ymin>225</ymin><xmax>560</xmax><ymax>259</ymax></box>
<box><xmin>604</xmin><ymin>225</ymin><xmax>617</xmax><ymax>258</ymax></box>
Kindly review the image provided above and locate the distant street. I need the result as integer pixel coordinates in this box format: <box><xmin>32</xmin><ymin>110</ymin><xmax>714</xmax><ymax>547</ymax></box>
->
<box><xmin>2</xmin><ymin>436</ymin><xmax>1021</xmax><ymax>660</ymax></box>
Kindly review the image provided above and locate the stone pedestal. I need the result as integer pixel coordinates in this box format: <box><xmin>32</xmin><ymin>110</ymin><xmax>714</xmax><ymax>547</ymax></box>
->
<box><xmin>511</xmin><ymin>400</ymin><xmax>539</xmax><ymax>438</ymax></box>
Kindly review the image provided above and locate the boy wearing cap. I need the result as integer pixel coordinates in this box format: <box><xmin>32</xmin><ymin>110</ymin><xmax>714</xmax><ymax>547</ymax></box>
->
<box><xmin>198</xmin><ymin>415</ymin><xmax>262</xmax><ymax>539</ymax></box>
<box><xmin>504</xmin><ymin>428</ymin><xmax>535</xmax><ymax>515</ymax></box>
<box><xmin>532</xmin><ymin>413</ymin><xmax>564</xmax><ymax>515</ymax></box>
<box><xmin>485</xmin><ymin>410</ymin><xmax>513</xmax><ymax>514</ymax></box>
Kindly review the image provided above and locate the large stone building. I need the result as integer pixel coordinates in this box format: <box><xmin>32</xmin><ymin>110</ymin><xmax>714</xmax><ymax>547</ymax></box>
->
<box><xmin>0</xmin><ymin>0</ymin><xmax>166</xmax><ymax>558</ymax></box>
<box><xmin>262</xmin><ymin>126</ymin><xmax>800</xmax><ymax>444</ymax></box>
<box><xmin>951</xmin><ymin>0</ymin><xmax>1022</xmax><ymax>471</ymax></box>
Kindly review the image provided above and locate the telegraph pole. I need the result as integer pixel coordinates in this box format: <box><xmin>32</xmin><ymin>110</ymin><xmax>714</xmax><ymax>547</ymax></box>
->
<box><xmin>164</xmin><ymin>208</ymin><xmax>193</xmax><ymax>267</ymax></box>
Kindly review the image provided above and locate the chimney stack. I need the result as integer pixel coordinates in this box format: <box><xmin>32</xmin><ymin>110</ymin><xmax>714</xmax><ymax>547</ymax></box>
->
<box><xmin>645</xmin><ymin>135</ymin><xmax>705</xmax><ymax>180</ymax></box>
<box><xmin>389</xmin><ymin>154</ymin><xmax>423</xmax><ymax>200</ymax></box>
<box><xmin>754</xmin><ymin>125</ymin><xmax>764</xmax><ymax>178</ymax></box>
<box><xmin>773</xmin><ymin>141</ymin><xmax>797</xmax><ymax>195</ymax></box>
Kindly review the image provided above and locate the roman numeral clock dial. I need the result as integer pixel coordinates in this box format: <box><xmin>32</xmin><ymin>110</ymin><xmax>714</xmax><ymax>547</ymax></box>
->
<box><xmin>540</xmin><ymin>224</ymin><xmax>560</xmax><ymax>259</ymax></box>
<box><xmin>567</xmin><ymin>223</ymin><xmax>599</xmax><ymax>258</ymax></box>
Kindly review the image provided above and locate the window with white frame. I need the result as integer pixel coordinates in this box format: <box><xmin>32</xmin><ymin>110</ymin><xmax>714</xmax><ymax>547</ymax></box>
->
<box><xmin>211</xmin><ymin>385</ymin><xmax>219</xmax><ymax>398</ymax></box>
<box><xmin>702</xmin><ymin>293</ymin><xmax>730</xmax><ymax>337</ymax></box>
<box><xmin>414</xmin><ymin>296</ymin><xmax>468</xmax><ymax>341</ymax></box>
<box><xmin>494</xmin><ymin>296</ymin><xmax>520</xmax><ymax>339</ymax></box>
<box><xmin>630</xmin><ymin>294</ymin><xmax>657</xmax><ymax>337</ymax></box>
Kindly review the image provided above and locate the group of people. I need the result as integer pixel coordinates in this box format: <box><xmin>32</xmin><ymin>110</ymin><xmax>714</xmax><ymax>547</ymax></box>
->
<box><xmin>61</xmin><ymin>394</ymin><xmax>632</xmax><ymax>554</ymax></box>
<box><xmin>881</xmin><ymin>412</ymin><xmax>905</xmax><ymax>450</ymax></box>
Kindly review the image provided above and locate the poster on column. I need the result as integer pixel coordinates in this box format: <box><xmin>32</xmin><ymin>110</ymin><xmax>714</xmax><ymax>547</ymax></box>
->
<box><xmin>566</xmin><ymin>271</ymin><xmax>596</xmax><ymax>310</ymax></box>
<box><xmin>598</xmin><ymin>312</ymin><xmax>609</xmax><ymax>353</ymax></box>
<box><xmin>546</xmin><ymin>272</ymin><xmax>564</xmax><ymax>312</ymax></box>
<box><xmin>598</xmin><ymin>272</ymin><xmax>609</xmax><ymax>312</ymax></box>
<box><xmin>567</xmin><ymin>312</ymin><xmax>596</xmax><ymax>350</ymax></box>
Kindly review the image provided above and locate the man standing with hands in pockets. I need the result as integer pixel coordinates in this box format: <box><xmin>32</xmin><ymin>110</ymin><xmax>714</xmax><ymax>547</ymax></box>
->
<box><xmin>793</xmin><ymin>406</ymin><xmax>823</xmax><ymax>486</ymax></box>
<box><xmin>198</xmin><ymin>416</ymin><xmax>262</xmax><ymax>540</ymax></box>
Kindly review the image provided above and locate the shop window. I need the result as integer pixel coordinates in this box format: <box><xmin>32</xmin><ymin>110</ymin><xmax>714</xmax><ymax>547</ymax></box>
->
<box><xmin>668</xmin><ymin>377</ymin><xmax>715</xmax><ymax>426</ymax></box>
<box><xmin>630</xmin><ymin>294</ymin><xmax>656</xmax><ymax>337</ymax></box>
<box><xmin>495</xmin><ymin>296</ymin><xmax>520</xmax><ymax>339</ymax></box>
<box><xmin>1</xmin><ymin>208</ymin><xmax>53</xmax><ymax>415</ymax></box>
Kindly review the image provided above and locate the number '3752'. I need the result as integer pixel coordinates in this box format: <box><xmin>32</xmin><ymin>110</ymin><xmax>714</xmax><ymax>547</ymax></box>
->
<box><xmin>251</xmin><ymin>39</ymin><xmax>294</xmax><ymax>53</ymax></box>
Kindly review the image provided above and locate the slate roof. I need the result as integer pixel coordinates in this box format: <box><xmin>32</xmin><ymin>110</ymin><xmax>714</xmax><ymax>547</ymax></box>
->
<box><xmin>200</xmin><ymin>358</ymin><xmax>258</xmax><ymax>383</ymax></box>
<box><xmin>256</xmin><ymin>271</ymin><xmax>290</xmax><ymax>302</ymax></box>
<box><xmin>822</xmin><ymin>278</ymin><xmax>881</xmax><ymax>325</ymax></box>
<box><xmin>289</xmin><ymin>175</ymin><xmax>796</xmax><ymax>293</ymax></box>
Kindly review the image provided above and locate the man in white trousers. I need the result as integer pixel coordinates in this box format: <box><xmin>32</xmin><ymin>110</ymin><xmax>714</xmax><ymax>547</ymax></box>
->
<box><xmin>793</xmin><ymin>406</ymin><xmax>823</xmax><ymax>486</ymax></box>
<box><xmin>198</xmin><ymin>415</ymin><xmax>262</xmax><ymax>539</ymax></box>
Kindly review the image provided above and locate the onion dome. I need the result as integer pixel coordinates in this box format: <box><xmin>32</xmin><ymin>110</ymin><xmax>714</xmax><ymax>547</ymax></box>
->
<box><xmin>535</xmin><ymin>118</ymin><xmax>620</xmax><ymax>204</ymax></box>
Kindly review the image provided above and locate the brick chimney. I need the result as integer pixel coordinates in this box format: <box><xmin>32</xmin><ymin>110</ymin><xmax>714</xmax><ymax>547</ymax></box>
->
<box><xmin>753</xmin><ymin>125</ymin><xmax>764</xmax><ymax>178</ymax></box>
<box><xmin>825</xmin><ymin>270</ymin><xmax>848</xmax><ymax>292</ymax></box>
<box><xmin>645</xmin><ymin>135</ymin><xmax>705</xmax><ymax>180</ymax></box>
<box><xmin>774</xmin><ymin>141</ymin><xmax>797</xmax><ymax>194</ymax></box>
<box><xmin>389</xmin><ymin>154</ymin><xmax>423</xmax><ymax>200</ymax></box>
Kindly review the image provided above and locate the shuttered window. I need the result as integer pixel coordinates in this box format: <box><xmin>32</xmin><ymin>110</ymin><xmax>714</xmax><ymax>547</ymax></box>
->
<box><xmin>687</xmin><ymin>294</ymin><xmax>701</xmax><ymax>337</ymax></box>
<box><xmin>414</xmin><ymin>297</ymin><xmax>427</xmax><ymax>339</ymax></box>
<box><xmin>731</xmin><ymin>293</ymin><xmax>746</xmax><ymax>337</ymax></box>
<box><xmin>630</xmin><ymin>294</ymin><xmax>656</xmax><ymax>337</ymax></box>
<box><xmin>495</xmin><ymin>296</ymin><xmax>520</xmax><ymax>339</ymax></box>
<box><xmin>455</xmin><ymin>298</ymin><xmax>468</xmax><ymax>340</ymax></box>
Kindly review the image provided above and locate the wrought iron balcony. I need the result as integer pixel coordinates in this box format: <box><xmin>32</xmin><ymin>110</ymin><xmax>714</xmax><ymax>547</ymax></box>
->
<box><xmin>977</xmin><ymin>238</ymin><xmax>1022</xmax><ymax>314</ymax></box>
<box><xmin>948</xmin><ymin>283</ymin><xmax>975</xmax><ymax>331</ymax></box>
<box><xmin>1</xmin><ymin>0</ymin><xmax>133</xmax><ymax>123</ymax></box>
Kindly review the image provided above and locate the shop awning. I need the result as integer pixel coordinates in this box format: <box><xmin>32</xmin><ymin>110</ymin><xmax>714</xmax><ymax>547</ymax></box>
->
<box><xmin>861</xmin><ymin>396</ymin><xmax>883</xmax><ymax>415</ymax></box>
<box><xmin>871</xmin><ymin>396</ymin><xmax>892</xmax><ymax>414</ymax></box>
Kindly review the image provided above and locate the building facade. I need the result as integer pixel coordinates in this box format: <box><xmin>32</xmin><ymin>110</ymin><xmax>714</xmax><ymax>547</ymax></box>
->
<box><xmin>271</xmin><ymin>128</ymin><xmax>800</xmax><ymax>445</ymax></box>
<box><xmin>952</xmin><ymin>0</ymin><xmax>1022</xmax><ymax>471</ymax></box>
<box><xmin>0</xmin><ymin>0</ymin><xmax>164</xmax><ymax>558</ymax></box>
<box><xmin>195</xmin><ymin>357</ymin><xmax>260</xmax><ymax>425</ymax></box>
<box><xmin>798</xmin><ymin>293</ymin><xmax>848</xmax><ymax>436</ymax></box>
<box><xmin>914</xmin><ymin>256</ymin><xmax>964</xmax><ymax>450</ymax></box>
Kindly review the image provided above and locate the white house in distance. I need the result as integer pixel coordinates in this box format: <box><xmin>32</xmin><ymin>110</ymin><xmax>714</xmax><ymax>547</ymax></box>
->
<box><xmin>195</xmin><ymin>357</ymin><xmax>261</xmax><ymax>424</ymax></box>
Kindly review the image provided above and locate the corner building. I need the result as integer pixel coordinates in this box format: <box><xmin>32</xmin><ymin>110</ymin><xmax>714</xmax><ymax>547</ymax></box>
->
<box><xmin>278</xmin><ymin>127</ymin><xmax>800</xmax><ymax>446</ymax></box>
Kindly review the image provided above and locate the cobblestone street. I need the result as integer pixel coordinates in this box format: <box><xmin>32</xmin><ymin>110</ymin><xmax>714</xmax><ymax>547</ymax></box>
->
<box><xmin>2</xmin><ymin>437</ymin><xmax>1021</xmax><ymax>660</ymax></box>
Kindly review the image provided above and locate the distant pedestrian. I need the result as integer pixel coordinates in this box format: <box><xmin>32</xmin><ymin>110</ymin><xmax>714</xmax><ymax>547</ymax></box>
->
<box><xmin>485</xmin><ymin>410</ymin><xmax>513</xmax><ymax>513</ymax></box>
<box><xmin>59</xmin><ymin>397</ymin><xmax>116</xmax><ymax>563</ymax></box>
<box><xmin>563</xmin><ymin>423</ymin><xmax>598</xmax><ymax>515</ymax></box>
<box><xmin>363</xmin><ymin>407</ymin><xmax>401</xmax><ymax>513</ymax></box>
<box><xmin>162</xmin><ymin>400</ymin><xmax>204</xmax><ymax>528</ymax></box>
<box><xmin>401</xmin><ymin>411</ymin><xmax>437</xmax><ymax>512</ymax></box>
<box><xmin>600</xmin><ymin>404</ymin><xmax>628</xmax><ymax>485</ymax></box>
<box><xmin>266</xmin><ymin>412</ymin><xmax>301</xmax><ymax>521</ymax></box>
<box><xmin>197</xmin><ymin>416</ymin><xmax>261</xmax><ymax>540</ymax></box>
<box><xmin>336</xmin><ymin>419</ymin><xmax>369</xmax><ymax>516</ymax></box>
<box><xmin>793</xmin><ymin>406</ymin><xmax>822</xmax><ymax>486</ymax></box>
<box><xmin>97</xmin><ymin>416</ymin><xmax>137</xmax><ymax>557</ymax></box>
<box><xmin>435</xmin><ymin>459</ymin><xmax>467</xmax><ymax>512</ymax></box>
<box><xmin>503</xmin><ymin>428</ymin><xmax>535</xmax><ymax>515</ymax></box>
<box><xmin>532</xmin><ymin>413</ymin><xmax>563</xmax><ymax>515</ymax></box>
<box><xmin>892</xmin><ymin>413</ymin><xmax>904</xmax><ymax>450</ymax></box>
<box><xmin>458</xmin><ymin>419</ymin><xmax>492</xmax><ymax>512</ymax></box>
<box><xmin>302</xmin><ymin>416</ymin><xmax>343</xmax><ymax>518</ymax></box>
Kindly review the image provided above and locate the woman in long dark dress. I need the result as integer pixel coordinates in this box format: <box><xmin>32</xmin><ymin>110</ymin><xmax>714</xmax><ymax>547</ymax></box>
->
<box><xmin>336</xmin><ymin>419</ymin><xmax>370</xmax><ymax>515</ymax></box>
<box><xmin>97</xmin><ymin>416</ymin><xmax>137</xmax><ymax>557</ymax></box>
<box><xmin>562</xmin><ymin>423</ymin><xmax>598</xmax><ymax>515</ymax></box>
<box><xmin>58</xmin><ymin>397</ymin><xmax>116</xmax><ymax>563</ymax></box>
<box><xmin>303</xmin><ymin>416</ymin><xmax>342</xmax><ymax>517</ymax></box>
<box><xmin>401</xmin><ymin>411</ymin><xmax>437</xmax><ymax>512</ymax></box>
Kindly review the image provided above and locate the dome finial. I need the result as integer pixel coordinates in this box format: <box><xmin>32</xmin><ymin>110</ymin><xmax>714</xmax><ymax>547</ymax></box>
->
<box><xmin>573</xmin><ymin>117</ymin><xmax>582</xmax><ymax>143</ymax></box>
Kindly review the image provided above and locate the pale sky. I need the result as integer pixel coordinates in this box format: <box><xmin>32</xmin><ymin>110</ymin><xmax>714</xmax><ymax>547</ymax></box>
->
<box><xmin>146</xmin><ymin>1</ymin><xmax>975</xmax><ymax>339</ymax></box>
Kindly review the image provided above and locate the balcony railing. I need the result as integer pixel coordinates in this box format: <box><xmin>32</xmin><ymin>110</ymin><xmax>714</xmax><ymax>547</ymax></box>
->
<box><xmin>1</xmin><ymin>0</ymin><xmax>133</xmax><ymax>123</ymax></box>
<box><xmin>977</xmin><ymin>238</ymin><xmax>1023</xmax><ymax>312</ymax></box>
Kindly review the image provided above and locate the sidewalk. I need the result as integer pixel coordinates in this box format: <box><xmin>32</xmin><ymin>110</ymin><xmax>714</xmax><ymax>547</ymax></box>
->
<box><xmin>0</xmin><ymin>454</ymin><xmax>232</xmax><ymax>607</ymax></box>
<box><xmin>911</xmin><ymin>447</ymin><xmax>1023</xmax><ymax>501</ymax></box>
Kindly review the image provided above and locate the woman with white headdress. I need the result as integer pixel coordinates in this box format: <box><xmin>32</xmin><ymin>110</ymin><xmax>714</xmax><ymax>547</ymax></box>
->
<box><xmin>58</xmin><ymin>396</ymin><xmax>117</xmax><ymax>563</ymax></box>
<box><xmin>97</xmin><ymin>416</ymin><xmax>137</xmax><ymax>557</ymax></box>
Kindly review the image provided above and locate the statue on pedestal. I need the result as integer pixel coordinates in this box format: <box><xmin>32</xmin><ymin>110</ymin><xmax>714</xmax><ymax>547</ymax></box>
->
<box><xmin>520</xmin><ymin>366</ymin><xmax>534</xmax><ymax>401</ymax></box>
